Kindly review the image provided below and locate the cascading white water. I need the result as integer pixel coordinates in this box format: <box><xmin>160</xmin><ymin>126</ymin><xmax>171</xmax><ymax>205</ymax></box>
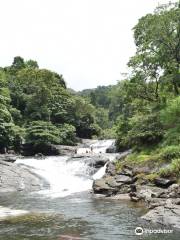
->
<box><xmin>77</xmin><ymin>139</ymin><xmax>115</xmax><ymax>154</ymax></box>
<box><xmin>16</xmin><ymin>140</ymin><xmax>115</xmax><ymax>198</ymax></box>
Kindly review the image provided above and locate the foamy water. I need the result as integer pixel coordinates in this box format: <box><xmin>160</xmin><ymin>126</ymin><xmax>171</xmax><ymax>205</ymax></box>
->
<box><xmin>0</xmin><ymin>206</ymin><xmax>28</xmax><ymax>219</ymax></box>
<box><xmin>16</xmin><ymin>140</ymin><xmax>115</xmax><ymax>198</ymax></box>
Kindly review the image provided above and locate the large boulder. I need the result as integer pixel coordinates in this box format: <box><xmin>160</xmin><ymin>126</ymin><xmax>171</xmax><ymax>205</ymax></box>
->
<box><xmin>84</xmin><ymin>155</ymin><xmax>109</xmax><ymax>169</ymax></box>
<box><xmin>167</xmin><ymin>184</ymin><xmax>180</xmax><ymax>198</ymax></box>
<box><xmin>136</xmin><ymin>186</ymin><xmax>166</xmax><ymax>200</ymax></box>
<box><xmin>92</xmin><ymin>178</ymin><xmax>117</xmax><ymax>195</ymax></box>
<box><xmin>22</xmin><ymin>143</ymin><xmax>60</xmax><ymax>156</ymax></box>
<box><xmin>93</xmin><ymin>173</ymin><xmax>134</xmax><ymax>196</ymax></box>
<box><xmin>22</xmin><ymin>143</ymin><xmax>77</xmax><ymax>156</ymax></box>
<box><xmin>115</xmin><ymin>174</ymin><xmax>135</xmax><ymax>184</ymax></box>
<box><xmin>0</xmin><ymin>160</ymin><xmax>46</xmax><ymax>192</ymax></box>
<box><xmin>142</xmin><ymin>201</ymin><xmax>180</xmax><ymax>229</ymax></box>
<box><xmin>52</xmin><ymin>145</ymin><xmax>77</xmax><ymax>156</ymax></box>
<box><xmin>154</xmin><ymin>177</ymin><xmax>176</xmax><ymax>188</ymax></box>
<box><xmin>106</xmin><ymin>144</ymin><xmax>117</xmax><ymax>153</ymax></box>
<box><xmin>105</xmin><ymin>162</ymin><xmax>116</xmax><ymax>176</ymax></box>
<box><xmin>0</xmin><ymin>154</ymin><xmax>18</xmax><ymax>163</ymax></box>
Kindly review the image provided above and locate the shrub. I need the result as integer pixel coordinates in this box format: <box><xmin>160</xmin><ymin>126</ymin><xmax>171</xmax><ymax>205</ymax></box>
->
<box><xmin>160</xmin><ymin>145</ymin><xmax>180</xmax><ymax>161</ymax></box>
<box><xmin>26</xmin><ymin>121</ymin><xmax>76</xmax><ymax>146</ymax></box>
<box><xmin>58</xmin><ymin>123</ymin><xmax>76</xmax><ymax>146</ymax></box>
<box><xmin>159</xmin><ymin>158</ymin><xmax>180</xmax><ymax>178</ymax></box>
<box><xmin>126</xmin><ymin>113</ymin><xmax>164</xmax><ymax>147</ymax></box>
<box><xmin>26</xmin><ymin>121</ymin><xmax>61</xmax><ymax>145</ymax></box>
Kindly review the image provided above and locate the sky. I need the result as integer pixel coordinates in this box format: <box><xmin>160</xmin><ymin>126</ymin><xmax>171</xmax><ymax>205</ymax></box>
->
<box><xmin>0</xmin><ymin>0</ymin><xmax>176</xmax><ymax>90</ymax></box>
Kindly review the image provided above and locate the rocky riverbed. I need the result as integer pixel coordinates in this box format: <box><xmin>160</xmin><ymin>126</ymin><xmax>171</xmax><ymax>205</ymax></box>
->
<box><xmin>93</xmin><ymin>161</ymin><xmax>180</xmax><ymax>229</ymax></box>
<box><xmin>0</xmin><ymin>140</ymin><xmax>180</xmax><ymax>234</ymax></box>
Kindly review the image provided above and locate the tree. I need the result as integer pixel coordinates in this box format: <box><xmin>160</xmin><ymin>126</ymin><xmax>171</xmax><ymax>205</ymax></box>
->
<box><xmin>0</xmin><ymin>70</ymin><xmax>23</xmax><ymax>152</ymax></box>
<box><xmin>25</xmin><ymin>59</ymin><xmax>39</xmax><ymax>69</ymax></box>
<box><xmin>129</xmin><ymin>2</ymin><xmax>180</xmax><ymax>97</ymax></box>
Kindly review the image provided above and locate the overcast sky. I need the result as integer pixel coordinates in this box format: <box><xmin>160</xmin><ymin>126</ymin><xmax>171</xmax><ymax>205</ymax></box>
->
<box><xmin>0</xmin><ymin>0</ymin><xmax>176</xmax><ymax>90</ymax></box>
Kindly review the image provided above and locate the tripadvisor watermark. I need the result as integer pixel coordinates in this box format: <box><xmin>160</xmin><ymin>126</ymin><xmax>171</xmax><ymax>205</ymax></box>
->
<box><xmin>135</xmin><ymin>227</ymin><xmax>173</xmax><ymax>235</ymax></box>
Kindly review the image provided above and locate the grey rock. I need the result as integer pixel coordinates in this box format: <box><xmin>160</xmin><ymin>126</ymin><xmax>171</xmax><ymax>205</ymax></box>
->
<box><xmin>0</xmin><ymin>154</ymin><xmax>18</xmax><ymax>163</ymax></box>
<box><xmin>0</xmin><ymin>160</ymin><xmax>46</xmax><ymax>192</ymax></box>
<box><xmin>105</xmin><ymin>162</ymin><xmax>116</xmax><ymax>176</ymax></box>
<box><xmin>115</xmin><ymin>175</ymin><xmax>134</xmax><ymax>184</ymax></box>
<box><xmin>85</xmin><ymin>156</ymin><xmax>109</xmax><ymax>168</ymax></box>
<box><xmin>133</xmin><ymin>166</ymin><xmax>151</xmax><ymax>175</ymax></box>
<box><xmin>92</xmin><ymin>178</ymin><xmax>117</xmax><ymax>195</ymax></box>
<box><xmin>105</xmin><ymin>176</ymin><xmax>124</xmax><ymax>188</ymax></box>
<box><xmin>142</xmin><ymin>204</ymin><xmax>180</xmax><ymax>229</ymax></box>
<box><xmin>52</xmin><ymin>145</ymin><xmax>77</xmax><ymax>156</ymax></box>
<box><xmin>106</xmin><ymin>145</ymin><xmax>117</xmax><ymax>153</ymax></box>
<box><xmin>136</xmin><ymin>185</ymin><xmax>166</xmax><ymax>201</ymax></box>
<box><xmin>93</xmin><ymin>174</ymin><xmax>132</xmax><ymax>196</ymax></box>
<box><xmin>167</xmin><ymin>184</ymin><xmax>180</xmax><ymax>198</ymax></box>
<box><xmin>154</xmin><ymin>177</ymin><xmax>175</xmax><ymax>188</ymax></box>
<box><xmin>119</xmin><ymin>165</ymin><xmax>134</xmax><ymax>177</ymax></box>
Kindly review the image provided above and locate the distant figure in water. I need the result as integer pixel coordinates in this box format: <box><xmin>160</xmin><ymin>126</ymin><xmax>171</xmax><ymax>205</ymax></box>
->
<box><xmin>90</xmin><ymin>146</ymin><xmax>93</xmax><ymax>153</ymax></box>
<box><xmin>86</xmin><ymin>150</ymin><xmax>89</xmax><ymax>154</ymax></box>
<box><xmin>75</xmin><ymin>149</ymin><xmax>77</xmax><ymax>154</ymax></box>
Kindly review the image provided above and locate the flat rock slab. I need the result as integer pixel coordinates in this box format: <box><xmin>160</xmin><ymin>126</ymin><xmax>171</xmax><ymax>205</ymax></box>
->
<box><xmin>115</xmin><ymin>175</ymin><xmax>133</xmax><ymax>184</ymax></box>
<box><xmin>154</xmin><ymin>177</ymin><xmax>176</xmax><ymax>188</ymax></box>
<box><xmin>142</xmin><ymin>204</ymin><xmax>180</xmax><ymax>229</ymax></box>
<box><xmin>0</xmin><ymin>160</ymin><xmax>45</xmax><ymax>192</ymax></box>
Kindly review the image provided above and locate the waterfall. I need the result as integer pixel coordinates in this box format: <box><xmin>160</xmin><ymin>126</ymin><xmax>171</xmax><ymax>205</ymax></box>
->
<box><xmin>16</xmin><ymin>140</ymin><xmax>115</xmax><ymax>198</ymax></box>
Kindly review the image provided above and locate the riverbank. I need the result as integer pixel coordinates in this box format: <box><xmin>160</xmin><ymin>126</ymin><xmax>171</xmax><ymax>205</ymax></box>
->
<box><xmin>0</xmin><ymin>139</ymin><xmax>180</xmax><ymax>235</ymax></box>
<box><xmin>92</xmin><ymin>159</ymin><xmax>180</xmax><ymax>229</ymax></box>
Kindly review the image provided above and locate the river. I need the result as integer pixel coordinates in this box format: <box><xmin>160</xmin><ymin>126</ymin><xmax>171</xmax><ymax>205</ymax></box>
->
<box><xmin>0</xmin><ymin>140</ymin><xmax>179</xmax><ymax>240</ymax></box>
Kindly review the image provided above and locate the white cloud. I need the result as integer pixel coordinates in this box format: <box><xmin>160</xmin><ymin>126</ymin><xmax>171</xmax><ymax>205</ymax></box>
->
<box><xmin>0</xmin><ymin>0</ymin><xmax>176</xmax><ymax>90</ymax></box>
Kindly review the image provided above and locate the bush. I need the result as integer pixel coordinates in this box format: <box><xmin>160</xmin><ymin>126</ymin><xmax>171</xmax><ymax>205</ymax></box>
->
<box><xmin>161</xmin><ymin>96</ymin><xmax>180</xmax><ymax>127</ymax></box>
<box><xmin>160</xmin><ymin>145</ymin><xmax>180</xmax><ymax>161</ymax></box>
<box><xmin>26</xmin><ymin>121</ymin><xmax>76</xmax><ymax>146</ymax></box>
<box><xmin>162</xmin><ymin>126</ymin><xmax>180</xmax><ymax>146</ymax></box>
<box><xmin>126</xmin><ymin>113</ymin><xmax>164</xmax><ymax>147</ymax></box>
<box><xmin>58</xmin><ymin>123</ymin><xmax>76</xmax><ymax>146</ymax></box>
<box><xmin>26</xmin><ymin>121</ymin><xmax>61</xmax><ymax>145</ymax></box>
<box><xmin>160</xmin><ymin>97</ymin><xmax>180</xmax><ymax>146</ymax></box>
<box><xmin>159</xmin><ymin>158</ymin><xmax>180</xmax><ymax>178</ymax></box>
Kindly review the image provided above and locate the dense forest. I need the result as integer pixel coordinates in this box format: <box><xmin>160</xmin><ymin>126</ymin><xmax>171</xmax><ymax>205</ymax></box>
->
<box><xmin>81</xmin><ymin>2</ymin><xmax>180</xmax><ymax>179</ymax></box>
<box><xmin>0</xmin><ymin>56</ymin><xmax>103</xmax><ymax>154</ymax></box>
<box><xmin>0</xmin><ymin>1</ymin><xmax>180</xmax><ymax>177</ymax></box>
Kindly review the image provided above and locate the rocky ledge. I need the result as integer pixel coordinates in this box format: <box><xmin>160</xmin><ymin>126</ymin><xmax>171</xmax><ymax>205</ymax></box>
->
<box><xmin>0</xmin><ymin>160</ymin><xmax>46</xmax><ymax>192</ymax></box>
<box><xmin>92</xmin><ymin>162</ymin><xmax>180</xmax><ymax>229</ymax></box>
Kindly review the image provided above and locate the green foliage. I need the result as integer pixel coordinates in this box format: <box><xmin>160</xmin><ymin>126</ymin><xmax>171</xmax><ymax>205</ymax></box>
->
<box><xmin>159</xmin><ymin>145</ymin><xmax>180</xmax><ymax>161</ymax></box>
<box><xmin>0</xmin><ymin>1</ymin><xmax>180</xmax><ymax>156</ymax></box>
<box><xmin>0</xmin><ymin>56</ymin><xmax>103</xmax><ymax>152</ymax></box>
<box><xmin>160</xmin><ymin>97</ymin><xmax>180</xmax><ymax>146</ymax></box>
<box><xmin>26</xmin><ymin>121</ymin><xmax>61</xmax><ymax>145</ymax></box>
<box><xmin>162</xmin><ymin>126</ymin><xmax>180</xmax><ymax>146</ymax></box>
<box><xmin>26</xmin><ymin>121</ymin><xmax>76</xmax><ymax>146</ymax></box>
<box><xmin>58</xmin><ymin>123</ymin><xmax>76</xmax><ymax>146</ymax></box>
<box><xmin>127</xmin><ymin>113</ymin><xmax>163</xmax><ymax>146</ymax></box>
<box><xmin>79</xmin><ymin>86</ymin><xmax>112</xmax><ymax>108</ymax></box>
<box><xmin>159</xmin><ymin>158</ymin><xmax>180</xmax><ymax>178</ymax></box>
<box><xmin>161</xmin><ymin>96</ymin><xmax>180</xmax><ymax>127</ymax></box>
<box><xmin>100</xmin><ymin>127</ymin><xmax>116</xmax><ymax>139</ymax></box>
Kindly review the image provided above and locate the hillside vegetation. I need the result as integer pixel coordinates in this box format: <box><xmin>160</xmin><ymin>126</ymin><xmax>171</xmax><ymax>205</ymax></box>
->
<box><xmin>80</xmin><ymin>2</ymin><xmax>180</xmax><ymax>179</ymax></box>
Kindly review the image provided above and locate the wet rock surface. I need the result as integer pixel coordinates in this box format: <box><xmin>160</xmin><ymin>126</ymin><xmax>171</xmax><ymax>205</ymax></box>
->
<box><xmin>71</xmin><ymin>155</ymin><xmax>109</xmax><ymax>169</ymax></box>
<box><xmin>0</xmin><ymin>160</ymin><xmax>46</xmax><ymax>192</ymax></box>
<box><xmin>93</xmin><ymin>161</ymin><xmax>180</xmax><ymax>228</ymax></box>
<box><xmin>0</xmin><ymin>154</ymin><xmax>19</xmax><ymax>163</ymax></box>
<box><xmin>154</xmin><ymin>177</ymin><xmax>176</xmax><ymax>188</ymax></box>
<box><xmin>142</xmin><ymin>200</ymin><xmax>180</xmax><ymax>229</ymax></box>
